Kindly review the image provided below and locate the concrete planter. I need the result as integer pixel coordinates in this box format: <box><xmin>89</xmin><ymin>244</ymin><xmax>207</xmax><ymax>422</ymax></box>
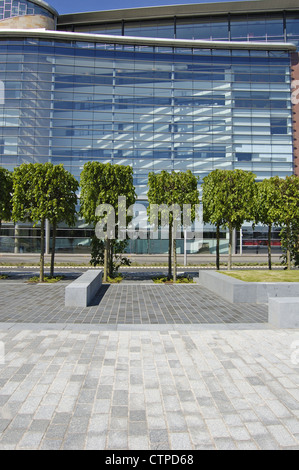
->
<box><xmin>268</xmin><ymin>297</ymin><xmax>299</xmax><ymax>328</ymax></box>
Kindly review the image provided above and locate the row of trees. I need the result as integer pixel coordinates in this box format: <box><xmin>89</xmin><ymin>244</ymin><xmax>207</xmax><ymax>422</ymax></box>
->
<box><xmin>1</xmin><ymin>163</ymin><xmax>299</xmax><ymax>282</ymax></box>
<box><xmin>0</xmin><ymin>164</ymin><xmax>79</xmax><ymax>281</ymax></box>
<box><xmin>202</xmin><ymin>170</ymin><xmax>299</xmax><ymax>270</ymax></box>
<box><xmin>0</xmin><ymin>162</ymin><xmax>199</xmax><ymax>282</ymax></box>
<box><xmin>0</xmin><ymin>162</ymin><xmax>137</xmax><ymax>282</ymax></box>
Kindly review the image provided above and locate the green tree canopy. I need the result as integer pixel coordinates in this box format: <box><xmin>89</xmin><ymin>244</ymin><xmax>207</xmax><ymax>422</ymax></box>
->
<box><xmin>147</xmin><ymin>170</ymin><xmax>199</xmax><ymax>280</ymax></box>
<box><xmin>44</xmin><ymin>164</ymin><xmax>79</xmax><ymax>277</ymax></box>
<box><xmin>80</xmin><ymin>162</ymin><xmax>136</xmax><ymax>281</ymax></box>
<box><xmin>202</xmin><ymin>169</ymin><xmax>256</xmax><ymax>270</ymax></box>
<box><xmin>12</xmin><ymin>163</ymin><xmax>78</xmax><ymax>281</ymax></box>
<box><xmin>202</xmin><ymin>169</ymin><xmax>228</xmax><ymax>269</ymax></box>
<box><xmin>254</xmin><ymin>177</ymin><xmax>282</xmax><ymax>270</ymax></box>
<box><xmin>276</xmin><ymin>175</ymin><xmax>299</xmax><ymax>269</ymax></box>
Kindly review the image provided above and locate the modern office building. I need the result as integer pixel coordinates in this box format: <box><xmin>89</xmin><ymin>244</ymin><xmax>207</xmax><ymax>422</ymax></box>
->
<box><xmin>0</xmin><ymin>0</ymin><xmax>299</xmax><ymax>255</ymax></box>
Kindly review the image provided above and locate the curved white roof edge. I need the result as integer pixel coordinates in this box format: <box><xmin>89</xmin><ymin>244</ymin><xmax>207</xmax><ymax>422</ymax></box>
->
<box><xmin>0</xmin><ymin>28</ymin><xmax>296</xmax><ymax>51</ymax></box>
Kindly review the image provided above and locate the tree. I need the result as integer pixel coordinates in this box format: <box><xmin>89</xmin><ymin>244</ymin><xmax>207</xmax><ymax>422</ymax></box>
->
<box><xmin>147</xmin><ymin>170</ymin><xmax>199</xmax><ymax>281</ymax></box>
<box><xmin>203</xmin><ymin>169</ymin><xmax>256</xmax><ymax>270</ymax></box>
<box><xmin>12</xmin><ymin>163</ymin><xmax>78</xmax><ymax>281</ymax></box>
<box><xmin>80</xmin><ymin>162</ymin><xmax>136</xmax><ymax>282</ymax></box>
<box><xmin>202</xmin><ymin>169</ymin><xmax>227</xmax><ymax>270</ymax></box>
<box><xmin>0</xmin><ymin>167</ymin><xmax>13</xmax><ymax>234</ymax></box>
<box><xmin>254</xmin><ymin>177</ymin><xmax>282</xmax><ymax>270</ymax></box>
<box><xmin>280</xmin><ymin>221</ymin><xmax>299</xmax><ymax>269</ymax></box>
<box><xmin>45</xmin><ymin>165</ymin><xmax>79</xmax><ymax>277</ymax></box>
<box><xmin>90</xmin><ymin>237</ymin><xmax>131</xmax><ymax>274</ymax></box>
<box><xmin>277</xmin><ymin>175</ymin><xmax>299</xmax><ymax>270</ymax></box>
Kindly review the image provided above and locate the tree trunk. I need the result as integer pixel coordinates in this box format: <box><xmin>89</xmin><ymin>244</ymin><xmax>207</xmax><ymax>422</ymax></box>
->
<box><xmin>267</xmin><ymin>223</ymin><xmax>272</xmax><ymax>270</ymax></box>
<box><xmin>287</xmin><ymin>247</ymin><xmax>291</xmax><ymax>270</ymax></box>
<box><xmin>216</xmin><ymin>223</ymin><xmax>220</xmax><ymax>270</ymax></box>
<box><xmin>108</xmin><ymin>239</ymin><xmax>113</xmax><ymax>277</ymax></box>
<box><xmin>228</xmin><ymin>224</ymin><xmax>233</xmax><ymax>271</ymax></box>
<box><xmin>14</xmin><ymin>223</ymin><xmax>20</xmax><ymax>253</ymax></box>
<box><xmin>50</xmin><ymin>221</ymin><xmax>57</xmax><ymax>278</ymax></box>
<box><xmin>40</xmin><ymin>218</ymin><xmax>45</xmax><ymax>282</ymax></box>
<box><xmin>287</xmin><ymin>225</ymin><xmax>291</xmax><ymax>270</ymax></box>
<box><xmin>173</xmin><ymin>237</ymin><xmax>177</xmax><ymax>283</ymax></box>
<box><xmin>168</xmin><ymin>222</ymin><xmax>172</xmax><ymax>280</ymax></box>
<box><xmin>103</xmin><ymin>235</ymin><xmax>109</xmax><ymax>282</ymax></box>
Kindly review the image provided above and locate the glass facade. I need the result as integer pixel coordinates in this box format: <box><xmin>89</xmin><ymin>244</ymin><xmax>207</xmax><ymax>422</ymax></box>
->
<box><xmin>0</xmin><ymin>36</ymin><xmax>293</xmax><ymax>253</ymax></box>
<box><xmin>0</xmin><ymin>39</ymin><xmax>293</xmax><ymax>185</ymax></box>
<box><xmin>0</xmin><ymin>1</ymin><xmax>298</xmax><ymax>254</ymax></box>
<box><xmin>69</xmin><ymin>12</ymin><xmax>299</xmax><ymax>49</ymax></box>
<box><xmin>0</xmin><ymin>0</ymin><xmax>54</xmax><ymax>20</ymax></box>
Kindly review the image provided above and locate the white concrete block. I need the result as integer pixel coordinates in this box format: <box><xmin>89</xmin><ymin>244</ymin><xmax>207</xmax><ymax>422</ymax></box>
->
<box><xmin>268</xmin><ymin>297</ymin><xmax>299</xmax><ymax>328</ymax></box>
<box><xmin>65</xmin><ymin>270</ymin><xmax>103</xmax><ymax>307</ymax></box>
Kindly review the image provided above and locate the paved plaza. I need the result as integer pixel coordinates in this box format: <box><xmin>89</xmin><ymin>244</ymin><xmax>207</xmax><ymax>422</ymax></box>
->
<box><xmin>0</xmin><ymin>273</ymin><xmax>298</xmax><ymax>450</ymax></box>
<box><xmin>0</xmin><ymin>278</ymin><xmax>267</xmax><ymax>324</ymax></box>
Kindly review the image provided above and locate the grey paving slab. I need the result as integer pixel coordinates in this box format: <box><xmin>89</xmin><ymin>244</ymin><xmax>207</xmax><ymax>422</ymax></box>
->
<box><xmin>0</xmin><ymin>276</ymin><xmax>298</xmax><ymax>450</ymax></box>
<box><xmin>0</xmin><ymin>325</ymin><xmax>298</xmax><ymax>450</ymax></box>
<box><xmin>0</xmin><ymin>282</ymin><xmax>267</xmax><ymax>325</ymax></box>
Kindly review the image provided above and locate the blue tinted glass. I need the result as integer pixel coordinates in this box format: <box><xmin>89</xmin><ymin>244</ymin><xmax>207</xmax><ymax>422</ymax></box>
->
<box><xmin>0</xmin><ymin>0</ymin><xmax>54</xmax><ymax>20</ymax></box>
<box><xmin>286</xmin><ymin>16</ymin><xmax>299</xmax><ymax>37</ymax></box>
<box><xmin>0</xmin><ymin>38</ymin><xmax>293</xmax><ymax>217</ymax></box>
<box><xmin>230</xmin><ymin>15</ymin><xmax>283</xmax><ymax>42</ymax></box>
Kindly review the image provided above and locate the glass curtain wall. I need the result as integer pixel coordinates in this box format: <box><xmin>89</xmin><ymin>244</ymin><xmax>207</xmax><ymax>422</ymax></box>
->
<box><xmin>0</xmin><ymin>38</ymin><xmax>293</xmax><ymax>253</ymax></box>
<box><xmin>70</xmin><ymin>12</ymin><xmax>299</xmax><ymax>50</ymax></box>
<box><xmin>0</xmin><ymin>0</ymin><xmax>54</xmax><ymax>20</ymax></box>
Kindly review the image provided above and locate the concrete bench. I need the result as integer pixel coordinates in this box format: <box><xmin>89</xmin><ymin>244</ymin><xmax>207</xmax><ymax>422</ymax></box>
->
<box><xmin>268</xmin><ymin>297</ymin><xmax>299</xmax><ymax>328</ymax></box>
<box><xmin>65</xmin><ymin>269</ymin><xmax>103</xmax><ymax>307</ymax></box>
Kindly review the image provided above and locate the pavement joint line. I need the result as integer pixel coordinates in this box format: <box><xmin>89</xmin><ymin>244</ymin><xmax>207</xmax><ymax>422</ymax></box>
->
<box><xmin>0</xmin><ymin>322</ymin><xmax>276</xmax><ymax>331</ymax></box>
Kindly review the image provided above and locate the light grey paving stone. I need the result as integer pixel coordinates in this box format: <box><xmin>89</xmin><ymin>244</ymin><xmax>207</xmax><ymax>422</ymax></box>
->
<box><xmin>169</xmin><ymin>432</ymin><xmax>193</xmax><ymax>450</ymax></box>
<box><xmin>214</xmin><ymin>438</ymin><xmax>238</xmax><ymax>450</ymax></box>
<box><xmin>0</xmin><ymin>315</ymin><xmax>299</xmax><ymax>451</ymax></box>
<box><xmin>106</xmin><ymin>430</ymin><xmax>128</xmax><ymax>449</ymax></box>
<box><xmin>128</xmin><ymin>436</ymin><xmax>150</xmax><ymax>450</ymax></box>
<box><xmin>205</xmin><ymin>418</ymin><xmax>230</xmax><ymax>438</ymax></box>
<box><xmin>44</xmin><ymin>425</ymin><xmax>67</xmax><ymax>441</ymax></box>
<box><xmin>62</xmin><ymin>433</ymin><xmax>86</xmax><ymax>450</ymax></box>
<box><xmin>129</xmin><ymin>421</ymin><xmax>148</xmax><ymax>437</ymax></box>
<box><xmin>0</xmin><ymin>420</ymin><xmax>11</xmax><ymax>433</ymax></box>
<box><xmin>85</xmin><ymin>433</ymin><xmax>107</xmax><ymax>450</ymax></box>
<box><xmin>228</xmin><ymin>426</ymin><xmax>252</xmax><ymax>441</ymax></box>
<box><xmin>28</xmin><ymin>419</ymin><xmax>50</xmax><ymax>433</ymax></box>
<box><xmin>267</xmin><ymin>424</ymin><xmax>299</xmax><ymax>447</ymax></box>
<box><xmin>236</xmin><ymin>441</ymin><xmax>260</xmax><ymax>450</ymax></box>
<box><xmin>245</xmin><ymin>421</ymin><xmax>269</xmax><ymax>437</ymax></box>
<box><xmin>39</xmin><ymin>438</ymin><xmax>63</xmax><ymax>450</ymax></box>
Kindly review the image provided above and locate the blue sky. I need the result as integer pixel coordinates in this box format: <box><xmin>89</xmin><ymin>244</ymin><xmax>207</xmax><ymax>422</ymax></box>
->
<box><xmin>49</xmin><ymin>0</ymin><xmax>241</xmax><ymax>15</ymax></box>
